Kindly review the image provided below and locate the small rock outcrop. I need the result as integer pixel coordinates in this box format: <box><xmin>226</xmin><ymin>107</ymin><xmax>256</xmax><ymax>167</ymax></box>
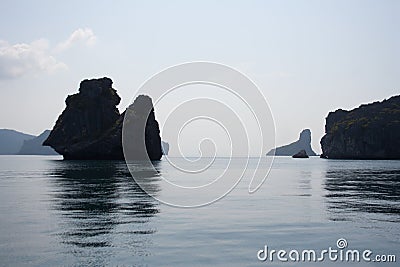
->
<box><xmin>267</xmin><ymin>129</ymin><xmax>316</xmax><ymax>156</ymax></box>
<box><xmin>320</xmin><ymin>95</ymin><xmax>400</xmax><ymax>159</ymax></box>
<box><xmin>292</xmin><ymin>149</ymin><xmax>309</xmax><ymax>158</ymax></box>
<box><xmin>43</xmin><ymin>77</ymin><xmax>162</xmax><ymax>160</ymax></box>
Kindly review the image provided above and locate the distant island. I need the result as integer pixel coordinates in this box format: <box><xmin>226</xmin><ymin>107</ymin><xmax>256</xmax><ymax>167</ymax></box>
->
<box><xmin>267</xmin><ymin>129</ymin><xmax>317</xmax><ymax>156</ymax></box>
<box><xmin>0</xmin><ymin>129</ymin><xmax>34</xmax><ymax>154</ymax></box>
<box><xmin>320</xmin><ymin>95</ymin><xmax>400</xmax><ymax>159</ymax></box>
<box><xmin>43</xmin><ymin>77</ymin><xmax>163</xmax><ymax>160</ymax></box>
<box><xmin>161</xmin><ymin>141</ymin><xmax>169</xmax><ymax>155</ymax></box>
<box><xmin>0</xmin><ymin>129</ymin><xmax>57</xmax><ymax>155</ymax></box>
<box><xmin>19</xmin><ymin>130</ymin><xmax>58</xmax><ymax>155</ymax></box>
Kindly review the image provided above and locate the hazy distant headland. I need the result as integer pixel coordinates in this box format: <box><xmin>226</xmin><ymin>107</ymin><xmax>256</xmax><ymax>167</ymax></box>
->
<box><xmin>320</xmin><ymin>95</ymin><xmax>400</xmax><ymax>159</ymax></box>
<box><xmin>0</xmin><ymin>129</ymin><xmax>34</xmax><ymax>154</ymax></box>
<box><xmin>18</xmin><ymin>130</ymin><xmax>58</xmax><ymax>155</ymax></box>
<box><xmin>0</xmin><ymin>129</ymin><xmax>57</xmax><ymax>155</ymax></box>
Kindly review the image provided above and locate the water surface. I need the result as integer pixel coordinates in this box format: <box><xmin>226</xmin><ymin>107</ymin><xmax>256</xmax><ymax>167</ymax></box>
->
<box><xmin>0</xmin><ymin>156</ymin><xmax>398</xmax><ymax>266</ymax></box>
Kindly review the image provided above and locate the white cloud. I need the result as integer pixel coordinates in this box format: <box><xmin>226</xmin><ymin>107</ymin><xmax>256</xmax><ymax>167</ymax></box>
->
<box><xmin>55</xmin><ymin>28</ymin><xmax>97</xmax><ymax>52</ymax></box>
<box><xmin>0</xmin><ymin>39</ymin><xmax>67</xmax><ymax>79</ymax></box>
<box><xmin>0</xmin><ymin>27</ymin><xmax>97</xmax><ymax>79</ymax></box>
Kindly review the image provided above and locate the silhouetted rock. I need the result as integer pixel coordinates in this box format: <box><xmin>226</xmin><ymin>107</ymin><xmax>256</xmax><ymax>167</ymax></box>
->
<box><xmin>292</xmin><ymin>149</ymin><xmax>309</xmax><ymax>158</ymax></box>
<box><xmin>18</xmin><ymin>130</ymin><xmax>58</xmax><ymax>155</ymax></box>
<box><xmin>0</xmin><ymin>129</ymin><xmax>34</xmax><ymax>154</ymax></box>
<box><xmin>267</xmin><ymin>129</ymin><xmax>316</xmax><ymax>156</ymax></box>
<box><xmin>122</xmin><ymin>95</ymin><xmax>162</xmax><ymax>161</ymax></box>
<box><xmin>320</xmin><ymin>95</ymin><xmax>400</xmax><ymax>159</ymax></box>
<box><xmin>44</xmin><ymin>78</ymin><xmax>162</xmax><ymax>160</ymax></box>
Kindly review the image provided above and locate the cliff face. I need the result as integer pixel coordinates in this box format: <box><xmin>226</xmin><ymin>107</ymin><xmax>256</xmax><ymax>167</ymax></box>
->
<box><xmin>320</xmin><ymin>95</ymin><xmax>400</xmax><ymax>159</ymax></box>
<box><xmin>43</xmin><ymin>77</ymin><xmax>162</xmax><ymax>160</ymax></box>
<box><xmin>267</xmin><ymin>129</ymin><xmax>317</xmax><ymax>156</ymax></box>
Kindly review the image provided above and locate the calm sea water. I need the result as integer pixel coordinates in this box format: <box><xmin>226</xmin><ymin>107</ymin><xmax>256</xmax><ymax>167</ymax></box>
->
<box><xmin>0</xmin><ymin>156</ymin><xmax>398</xmax><ymax>266</ymax></box>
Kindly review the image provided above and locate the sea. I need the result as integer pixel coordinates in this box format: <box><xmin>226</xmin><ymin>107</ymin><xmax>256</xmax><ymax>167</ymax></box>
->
<box><xmin>0</xmin><ymin>155</ymin><xmax>398</xmax><ymax>266</ymax></box>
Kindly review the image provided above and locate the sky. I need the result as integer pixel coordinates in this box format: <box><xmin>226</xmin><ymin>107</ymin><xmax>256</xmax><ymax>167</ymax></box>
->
<box><xmin>0</xmin><ymin>0</ymin><xmax>399</xmax><ymax>155</ymax></box>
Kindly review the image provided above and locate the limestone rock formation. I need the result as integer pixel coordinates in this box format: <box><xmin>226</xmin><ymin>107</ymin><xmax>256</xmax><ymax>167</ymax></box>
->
<box><xmin>122</xmin><ymin>95</ymin><xmax>163</xmax><ymax>161</ymax></box>
<box><xmin>43</xmin><ymin>77</ymin><xmax>162</xmax><ymax>160</ymax></box>
<box><xmin>320</xmin><ymin>95</ymin><xmax>400</xmax><ymax>159</ymax></box>
<box><xmin>267</xmin><ymin>129</ymin><xmax>316</xmax><ymax>156</ymax></box>
<box><xmin>292</xmin><ymin>149</ymin><xmax>309</xmax><ymax>158</ymax></box>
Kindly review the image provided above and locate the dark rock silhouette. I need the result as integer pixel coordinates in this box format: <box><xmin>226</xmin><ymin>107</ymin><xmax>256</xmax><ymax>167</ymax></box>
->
<box><xmin>320</xmin><ymin>95</ymin><xmax>400</xmax><ymax>159</ymax></box>
<box><xmin>122</xmin><ymin>95</ymin><xmax>162</xmax><ymax>161</ymax></box>
<box><xmin>18</xmin><ymin>130</ymin><xmax>58</xmax><ymax>155</ymax></box>
<box><xmin>44</xmin><ymin>77</ymin><xmax>162</xmax><ymax>160</ymax></box>
<box><xmin>267</xmin><ymin>129</ymin><xmax>316</xmax><ymax>156</ymax></box>
<box><xmin>0</xmin><ymin>129</ymin><xmax>34</xmax><ymax>154</ymax></box>
<box><xmin>292</xmin><ymin>149</ymin><xmax>309</xmax><ymax>158</ymax></box>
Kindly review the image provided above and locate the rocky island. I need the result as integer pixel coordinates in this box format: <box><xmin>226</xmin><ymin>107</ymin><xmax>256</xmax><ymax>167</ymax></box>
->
<box><xmin>267</xmin><ymin>129</ymin><xmax>317</xmax><ymax>156</ymax></box>
<box><xmin>43</xmin><ymin>77</ymin><xmax>163</xmax><ymax>160</ymax></box>
<box><xmin>320</xmin><ymin>95</ymin><xmax>400</xmax><ymax>159</ymax></box>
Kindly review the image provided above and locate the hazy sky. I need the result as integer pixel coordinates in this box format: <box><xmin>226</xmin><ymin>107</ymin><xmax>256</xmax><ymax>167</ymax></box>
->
<box><xmin>0</xmin><ymin>0</ymin><xmax>399</xmax><ymax>154</ymax></box>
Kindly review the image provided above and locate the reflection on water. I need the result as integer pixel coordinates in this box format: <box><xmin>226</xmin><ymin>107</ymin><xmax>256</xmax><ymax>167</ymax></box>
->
<box><xmin>297</xmin><ymin>170</ymin><xmax>312</xmax><ymax>197</ymax></box>
<box><xmin>47</xmin><ymin>160</ymin><xmax>160</xmax><ymax>265</ymax></box>
<box><xmin>1</xmin><ymin>157</ymin><xmax>400</xmax><ymax>266</ymax></box>
<box><xmin>324</xmin><ymin>161</ymin><xmax>400</xmax><ymax>222</ymax></box>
